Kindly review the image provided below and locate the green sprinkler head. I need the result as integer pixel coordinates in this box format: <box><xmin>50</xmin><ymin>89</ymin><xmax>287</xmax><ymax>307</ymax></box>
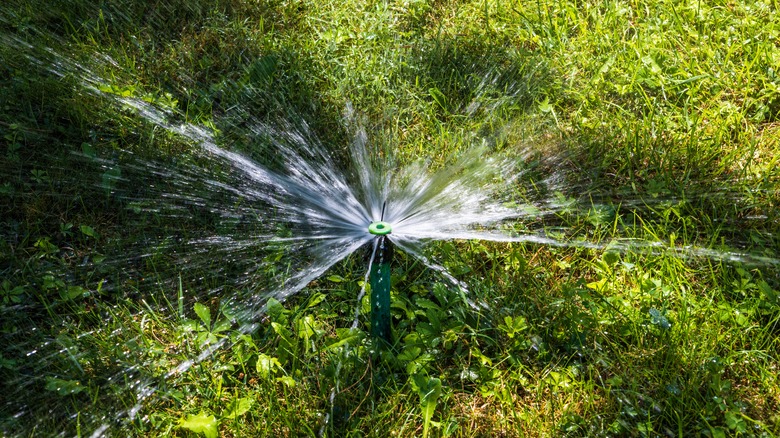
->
<box><xmin>368</xmin><ymin>221</ymin><xmax>392</xmax><ymax>236</ymax></box>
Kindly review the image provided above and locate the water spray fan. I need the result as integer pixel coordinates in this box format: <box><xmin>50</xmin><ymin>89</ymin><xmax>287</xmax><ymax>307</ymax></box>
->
<box><xmin>367</xmin><ymin>206</ymin><xmax>393</xmax><ymax>344</ymax></box>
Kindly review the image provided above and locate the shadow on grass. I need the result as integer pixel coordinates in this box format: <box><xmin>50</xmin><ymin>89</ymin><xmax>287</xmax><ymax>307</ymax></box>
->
<box><xmin>408</xmin><ymin>38</ymin><xmax>550</xmax><ymax>120</ymax></box>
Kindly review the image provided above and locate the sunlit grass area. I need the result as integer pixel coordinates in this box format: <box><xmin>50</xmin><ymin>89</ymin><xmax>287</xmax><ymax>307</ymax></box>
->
<box><xmin>1</xmin><ymin>0</ymin><xmax>779</xmax><ymax>437</ymax></box>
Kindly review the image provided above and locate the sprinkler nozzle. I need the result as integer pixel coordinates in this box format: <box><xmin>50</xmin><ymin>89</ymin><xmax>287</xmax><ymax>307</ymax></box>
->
<box><xmin>368</xmin><ymin>221</ymin><xmax>392</xmax><ymax>236</ymax></box>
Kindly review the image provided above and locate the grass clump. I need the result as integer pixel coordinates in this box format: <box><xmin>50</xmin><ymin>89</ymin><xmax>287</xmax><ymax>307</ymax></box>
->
<box><xmin>1</xmin><ymin>0</ymin><xmax>780</xmax><ymax>437</ymax></box>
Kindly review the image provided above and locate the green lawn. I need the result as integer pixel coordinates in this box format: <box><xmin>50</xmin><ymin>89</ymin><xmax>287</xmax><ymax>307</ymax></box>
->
<box><xmin>1</xmin><ymin>0</ymin><xmax>779</xmax><ymax>436</ymax></box>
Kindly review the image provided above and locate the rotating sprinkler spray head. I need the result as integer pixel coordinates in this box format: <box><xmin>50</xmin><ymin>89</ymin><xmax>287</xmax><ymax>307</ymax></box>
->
<box><xmin>368</xmin><ymin>221</ymin><xmax>392</xmax><ymax>236</ymax></box>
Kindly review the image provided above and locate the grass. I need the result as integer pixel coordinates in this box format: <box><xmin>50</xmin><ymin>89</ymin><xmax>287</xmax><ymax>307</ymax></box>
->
<box><xmin>1</xmin><ymin>0</ymin><xmax>779</xmax><ymax>436</ymax></box>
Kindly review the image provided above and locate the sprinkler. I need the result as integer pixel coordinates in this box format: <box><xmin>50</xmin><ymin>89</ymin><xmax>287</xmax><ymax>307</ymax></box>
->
<box><xmin>368</xmin><ymin>207</ymin><xmax>393</xmax><ymax>344</ymax></box>
<box><xmin>368</xmin><ymin>221</ymin><xmax>392</xmax><ymax>236</ymax></box>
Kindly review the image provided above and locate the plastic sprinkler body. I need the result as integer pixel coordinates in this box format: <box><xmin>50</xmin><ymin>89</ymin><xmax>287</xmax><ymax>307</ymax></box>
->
<box><xmin>368</xmin><ymin>221</ymin><xmax>393</xmax><ymax>344</ymax></box>
<box><xmin>368</xmin><ymin>221</ymin><xmax>392</xmax><ymax>236</ymax></box>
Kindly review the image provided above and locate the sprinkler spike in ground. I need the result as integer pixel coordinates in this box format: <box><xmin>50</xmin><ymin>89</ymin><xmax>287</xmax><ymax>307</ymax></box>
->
<box><xmin>368</xmin><ymin>213</ymin><xmax>393</xmax><ymax>343</ymax></box>
<box><xmin>369</xmin><ymin>235</ymin><xmax>393</xmax><ymax>344</ymax></box>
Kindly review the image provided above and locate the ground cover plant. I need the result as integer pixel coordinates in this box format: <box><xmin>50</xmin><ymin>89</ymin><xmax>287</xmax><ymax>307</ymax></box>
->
<box><xmin>1</xmin><ymin>0</ymin><xmax>779</xmax><ymax>436</ymax></box>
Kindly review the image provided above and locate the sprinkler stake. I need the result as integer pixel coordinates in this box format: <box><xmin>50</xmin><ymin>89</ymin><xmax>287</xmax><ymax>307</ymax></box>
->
<box><xmin>368</xmin><ymin>214</ymin><xmax>393</xmax><ymax>344</ymax></box>
<box><xmin>370</xmin><ymin>236</ymin><xmax>393</xmax><ymax>344</ymax></box>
